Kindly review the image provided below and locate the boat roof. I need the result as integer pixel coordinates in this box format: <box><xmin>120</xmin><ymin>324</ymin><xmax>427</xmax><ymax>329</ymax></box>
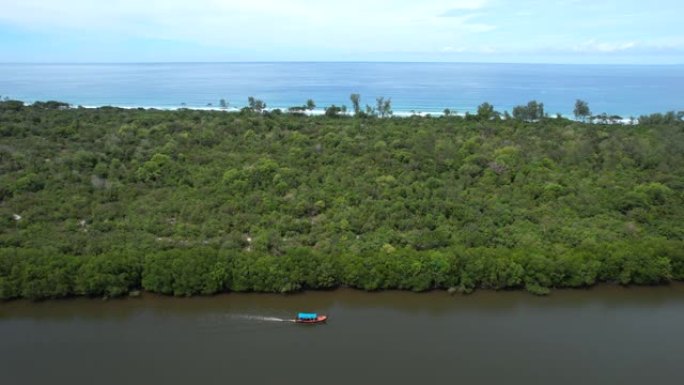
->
<box><xmin>298</xmin><ymin>313</ymin><xmax>317</xmax><ymax>319</ymax></box>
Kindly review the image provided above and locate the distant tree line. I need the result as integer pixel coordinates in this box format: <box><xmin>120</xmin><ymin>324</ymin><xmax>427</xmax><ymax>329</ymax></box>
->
<box><xmin>2</xmin><ymin>96</ymin><xmax>682</xmax><ymax>124</ymax></box>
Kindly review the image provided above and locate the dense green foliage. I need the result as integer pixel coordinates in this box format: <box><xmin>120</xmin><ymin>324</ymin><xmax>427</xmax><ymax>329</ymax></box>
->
<box><xmin>574</xmin><ymin>99</ymin><xmax>591</xmax><ymax>122</ymax></box>
<box><xmin>512</xmin><ymin>100</ymin><xmax>545</xmax><ymax>121</ymax></box>
<box><xmin>1</xmin><ymin>102</ymin><xmax>684</xmax><ymax>299</ymax></box>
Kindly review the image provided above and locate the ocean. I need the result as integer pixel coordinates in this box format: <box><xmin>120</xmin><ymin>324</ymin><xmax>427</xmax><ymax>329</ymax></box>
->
<box><xmin>0</xmin><ymin>62</ymin><xmax>682</xmax><ymax>117</ymax></box>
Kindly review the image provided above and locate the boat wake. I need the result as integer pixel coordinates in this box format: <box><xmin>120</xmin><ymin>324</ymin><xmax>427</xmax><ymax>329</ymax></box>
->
<box><xmin>232</xmin><ymin>314</ymin><xmax>293</xmax><ymax>322</ymax></box>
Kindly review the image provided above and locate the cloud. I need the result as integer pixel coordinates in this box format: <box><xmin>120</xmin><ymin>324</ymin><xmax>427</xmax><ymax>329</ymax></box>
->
<box><xmin>0</xmin><ymin>0</ymin><xmax>499</xmax><ymax>53</ymax></box>
<box><xmin>573</xmin><ymin>40</ymin><xmax>637</xmax><ymax>53</ymax></box>
<box><xmin>0</xmin><ymin>0</ymin><xmax>681</xmax><ymax>63</ymax></box>
<box><xmin>440</xmin><ymin>46</ymin><xmax>467</xmax><ymax>53</ymax></box>
<box><xmin>0</xmin><ymin>1</ymin><xmax>489</xmax><ymax>32</ymax></box>
<box><xmin>440</xmin><ymin>44</ymin><xmax>500</xmax><ymax>55</ymax></box>
<box><xmin>440</xmin><ymin>0</ymin><xmax>490</xmax><ymax>17</ymax></box>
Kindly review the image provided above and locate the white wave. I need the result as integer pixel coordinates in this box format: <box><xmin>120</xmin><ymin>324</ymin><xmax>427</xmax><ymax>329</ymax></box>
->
<box><xmin>73</xmin><ymin>104</ymin><xmax>641</xmax><ymax>124</ymax></box>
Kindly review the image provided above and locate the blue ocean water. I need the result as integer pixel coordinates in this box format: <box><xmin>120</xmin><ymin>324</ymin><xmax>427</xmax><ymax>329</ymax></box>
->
<box><xmin>0</xmin><ymin>62</ymin><xmax>682</xmax><ymax>117</ymax></box>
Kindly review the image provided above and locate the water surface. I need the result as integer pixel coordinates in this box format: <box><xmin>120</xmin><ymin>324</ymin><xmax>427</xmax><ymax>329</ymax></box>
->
<box><xmin>2</xmin><ymin>285</ymin><xmax>684</xmax><ymax>384</ymax></box>
<box><xmin>1</xmin><ymin>63</ymin><xmax>682</xmax><ymax>116</ymax></box>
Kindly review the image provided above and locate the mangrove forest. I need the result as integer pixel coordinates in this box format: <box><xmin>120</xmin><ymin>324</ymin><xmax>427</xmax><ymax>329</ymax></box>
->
<box><xmin>1</xmin><ymin>100</ymin><xmax>684</xmax><ymax>299</ymax></box>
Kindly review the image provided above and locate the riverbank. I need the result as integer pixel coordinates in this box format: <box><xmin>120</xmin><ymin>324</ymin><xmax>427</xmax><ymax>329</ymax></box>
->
<box><xmin>1</xmin><ymin>243</ymin><xmax>682</xmax><ymax>301</ymax></box>
<box><xmin>5</xmin><ymin>280</ymin><xmax>684</xmax><ymax>306</ymax></box>
<box><xmin>4</xmin><ymin>282</ymin><xmax>684</xmax><ymax>312</ymax></box>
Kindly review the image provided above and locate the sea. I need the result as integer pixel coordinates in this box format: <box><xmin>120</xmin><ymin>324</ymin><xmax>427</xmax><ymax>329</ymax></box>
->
<box><xmin>1</xmin><ymin>62</ymin><xmax>682</xmax><ymax>117</ymax></box>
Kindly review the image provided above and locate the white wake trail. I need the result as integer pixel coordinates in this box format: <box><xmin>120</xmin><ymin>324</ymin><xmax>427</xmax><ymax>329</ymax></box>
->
<box><xmin>232</xmin><ymin>315</ymin><xmax>292</xmax><ymax>322</ymax></box>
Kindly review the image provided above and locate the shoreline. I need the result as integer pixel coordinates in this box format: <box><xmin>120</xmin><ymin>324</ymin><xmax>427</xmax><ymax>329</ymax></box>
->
<box><xmin>3</xmin><ymin>281</ymin><xmax>684</xmax><ymax>304</ymax></box>
<box><xmin>75</xmin><ymin>104</ymin><xmax>639</xmax><ymax>124</ymax></box>
<box><xmin>5</xmin><ymin>97</ymin><xmax>673</xmax><ymax>124</ymax></box>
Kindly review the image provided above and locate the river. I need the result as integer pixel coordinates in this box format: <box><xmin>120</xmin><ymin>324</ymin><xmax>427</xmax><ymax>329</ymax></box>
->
<box><xmin>2</xmin><ymin>285</ymin><xmax>684</xmax><ymax>384</ymax></box>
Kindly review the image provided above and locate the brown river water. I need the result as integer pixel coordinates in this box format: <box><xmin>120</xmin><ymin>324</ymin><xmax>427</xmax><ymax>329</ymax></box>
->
<box><xmin>2</xmin><ymin>284</ymin><xmax>684</xmax><ymax>385</ymax></box>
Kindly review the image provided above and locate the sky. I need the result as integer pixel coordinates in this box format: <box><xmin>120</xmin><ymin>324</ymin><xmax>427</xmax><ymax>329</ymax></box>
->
<box><xmin>0</xmin><ymin>0</ymin><xmax>682</xmax><ymax>64</ymax></box>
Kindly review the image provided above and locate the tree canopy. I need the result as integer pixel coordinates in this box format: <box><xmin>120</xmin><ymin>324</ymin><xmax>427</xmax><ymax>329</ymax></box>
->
<box><xmin>1</xmin><ymin>100</ymin><xmax>683</xmax><ymax>299</ymax></box>
<box><xmin>574</xmin><ymin>99</ymin><xmax>591</xmax><ymax>122</ymax></box>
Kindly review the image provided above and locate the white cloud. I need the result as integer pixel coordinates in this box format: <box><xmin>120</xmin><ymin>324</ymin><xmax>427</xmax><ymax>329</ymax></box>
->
<box><xmin>0</xmin><ymin>1</ymin><xmax>489</xmax><ymax>33</ymax></box>
<box><xmin>0</xmin><ymin>0</ymin><xmax>499</xmax><ymax>55</ymax></box>
<box><xmin>441</xmin><ymin>46</ymin><xmax>466</xmax><ymax>53</ymax></box>
<box><xmin>440</xmin><ymin>0</ymin><xmax>491</xmax><ymax>16</ymax></box>
<box><xmin>0</xmin><ymin>0</ymin><xmax>681</xmax><ymax>62</ymax></box>
<box><xmin>573</xmin><ymin>40</ymin><xmax>637</xmax><ymax>53</ymax></box>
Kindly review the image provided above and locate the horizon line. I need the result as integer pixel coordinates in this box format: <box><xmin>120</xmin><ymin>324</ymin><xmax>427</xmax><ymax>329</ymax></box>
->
<box><xmin>0</xmin><ymin>60</ymin><xmax>682</xmax><ymax>66</ymax></box>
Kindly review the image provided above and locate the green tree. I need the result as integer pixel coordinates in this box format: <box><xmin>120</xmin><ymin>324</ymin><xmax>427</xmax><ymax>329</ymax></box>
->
<box><xmin>350</xmin><ymin>93</ymin><xmax>361</xmax><ymax>115</ymax></box>
<box><xmin>0</xmin><ymin>100</ymin><xmax>24</xmax><ymax>111</ymax></box>
<box><xmin>376</xmin><ymin>97</ymin><xmax>392</xmax><ymax>118</ymax></box>
<box><xmin>574</xmin><ymin>99</ymin><xmax>591</xmax><ymax>122</ymax></box>
<box><xmin>75</xmin><ymin>253</ymin><xmax>141</xmax><ymax>297</ymax></box>
<box><xmin>512</xmin><ymin>100</ymin><xmax>544</xmax><ymax>121</ymax></box>
<box><xmin>248</xmin><ymin>97</ymin><xmax>266</xmax><ymax>113</ymax></box>
<box><xmin>325</xmin><ymin>105</ymin><xmax>343</xmax><ymax>117</ymax></box>
<box><xmin>477</xmin><ymin>102</ymin><xmax>496</xmax><ymax>121</ymax></box>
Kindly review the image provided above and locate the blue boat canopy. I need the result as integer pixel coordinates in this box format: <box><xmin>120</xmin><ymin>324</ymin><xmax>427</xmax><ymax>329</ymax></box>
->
<box><xmin>298</xmin><ymin>313</ymin><xmax>317</xmax><ymax>319</ymax></box>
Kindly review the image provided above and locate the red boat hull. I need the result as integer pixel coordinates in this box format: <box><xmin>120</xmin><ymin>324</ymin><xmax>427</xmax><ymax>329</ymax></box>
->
<box><xmin>295</xmin><ymin>315</ymin><xmax>328</xmax><ymax>324</ymax></box>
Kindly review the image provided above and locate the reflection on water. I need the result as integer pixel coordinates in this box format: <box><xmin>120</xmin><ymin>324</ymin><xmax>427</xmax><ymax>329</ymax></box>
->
<box><xmin>3</xmin><ymin>284</ymin><xmax>684</xmax><ymax>319</ymax></box>
<box><xmin>1</xmin><ymin>284</ymin><xmax>684</xmax><ymax>385</ymax></box>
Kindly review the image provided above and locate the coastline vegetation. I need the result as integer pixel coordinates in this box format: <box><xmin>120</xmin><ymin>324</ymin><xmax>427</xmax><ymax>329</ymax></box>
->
<box><xmin>1</xmin><ymin>98</ymin><xmax>683</xmax><ymax>299</ymax></box>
